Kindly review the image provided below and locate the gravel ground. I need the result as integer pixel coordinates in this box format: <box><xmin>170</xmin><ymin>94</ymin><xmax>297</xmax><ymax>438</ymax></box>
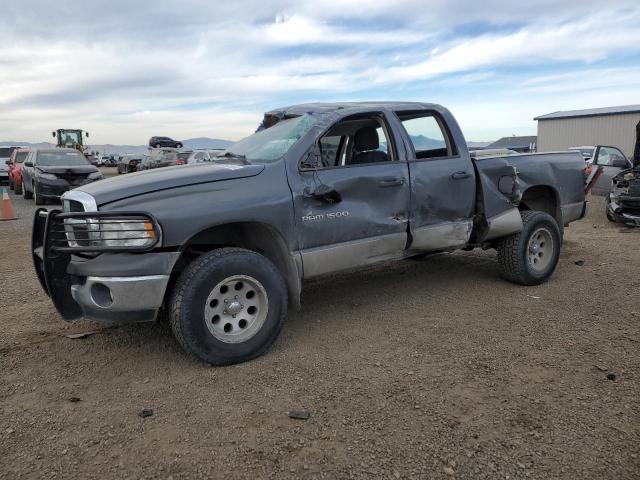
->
<box><xmin>1</xmin><ymin>182</ymin><xmax>638</xmax><ymax>480</ymax></box>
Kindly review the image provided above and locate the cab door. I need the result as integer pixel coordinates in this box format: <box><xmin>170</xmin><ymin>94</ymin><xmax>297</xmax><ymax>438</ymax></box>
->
<box><xmin>289</xmin><ymin>111</ymin><xmax>411</xmax><ymax>278</ymax></box>
<box><xmin>591</xmin><ymin>146</ymin><xmax>632</xmax><ymax>196</ymax></box>
<box><xmin>393</xmin><ymin>111</ymin><xmax>476</xmax><ymax>251</ymax></box>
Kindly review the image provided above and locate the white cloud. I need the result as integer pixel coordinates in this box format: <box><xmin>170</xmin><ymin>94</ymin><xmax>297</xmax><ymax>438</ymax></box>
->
<box><xmin>0</xmin><ymin>1</ymin><xmax>639</xmax><ymax>142</ymax></box>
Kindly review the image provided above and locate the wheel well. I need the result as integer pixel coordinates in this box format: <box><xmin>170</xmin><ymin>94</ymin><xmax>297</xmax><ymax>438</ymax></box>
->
<box><xmin>174</xmin><ymin>222</ymin><xmax>301</xmax><ymax>309</ymax></box>
<box><xmin>519</xmin><ymin>185</ymin><xmax>561</xmax><ymax>224</ymax></box>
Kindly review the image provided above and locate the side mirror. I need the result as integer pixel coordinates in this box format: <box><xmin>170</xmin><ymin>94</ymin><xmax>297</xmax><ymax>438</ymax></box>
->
<box><xmin>24</xmin><ymin>161</ymin><xmax>34</xmax><ymax>167</ymax></box>
<box><xmin>85</xmin><ymin>131</ymin><xmax>89</xmax><ymax>138</ymax></box>
<box><xmin>5</xmin><ymin>160</ymin><xmax>10</xmax><ymax>165</ymax></box>
<box><xmin>52</xmin><ymin>131</ymin><xmax>56</xmax><ymax>138</ymax></box>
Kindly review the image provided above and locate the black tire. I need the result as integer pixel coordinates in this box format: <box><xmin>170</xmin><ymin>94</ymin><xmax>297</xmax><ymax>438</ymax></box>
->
<box><xmin>176</xmin><ymin>143</ymin><xmax>183</xmax><ymax>149</ymax></box>
<box><xmin>169</xmin><ymin>248</ymin><xmax>287</xmax><ymax>365</ymax></box>
<box><xmin>155</xmin><ymin>143</ymin><xmax>161</xmax><ymax>148</ymax></box>
<box><xmin>34</xmin><ymin>183</ymin><xmax>46</xmax><ymax>205</ymax></box>
<box><xmin>496</xmin><ymin>211</ymin><xmax>561</xmax><ymax>286</ymax></box>
<box><xmin>23</xmin><ymin>180</ymin><xmax>32</xmax><ymax>199</ymax></box>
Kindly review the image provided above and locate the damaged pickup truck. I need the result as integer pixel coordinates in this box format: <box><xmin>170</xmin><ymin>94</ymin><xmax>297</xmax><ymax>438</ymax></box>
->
<box><xmin>606</xmin><ymin>122</ymin><xmax>640</xmax><ymax>226</ymax></box>
<box><xmin>33</xmin><ymin>102</ymin><xmax>587</xmax><ymax>365</ymax></box>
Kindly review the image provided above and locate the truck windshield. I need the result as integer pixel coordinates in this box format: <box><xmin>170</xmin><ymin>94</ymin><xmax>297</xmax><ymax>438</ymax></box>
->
<box><xmin>36</xmin><ymin>152</ymin><xmax>89</xmax><ymax>166</ymax></box>
<box><xmin>219</xmin><ymin>114</ymin><xmax>318</xmax><ymax>163</ymax></box>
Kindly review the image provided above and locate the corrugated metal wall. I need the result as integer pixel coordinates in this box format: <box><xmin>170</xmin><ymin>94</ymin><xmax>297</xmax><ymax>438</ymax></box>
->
<box><xmin>537</xmin><ymin>112</ymin><xmax>640</xmax><ymax>158</ymax></box>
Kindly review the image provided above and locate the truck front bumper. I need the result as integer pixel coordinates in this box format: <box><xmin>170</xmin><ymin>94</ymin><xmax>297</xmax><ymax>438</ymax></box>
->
<box><xmin>607</xmin><ymin>197</ymin><xmax>640</xmax><ymax>226</ymax></box>
<box><xmin>33</xmin><ymin>209</ymin><xmax>178</xmax><ymax>323</ymax></box>
<box><xmin>70</xmin><ymin>275</ymin><xmax>169</xmax><ymax>322</ymax></box>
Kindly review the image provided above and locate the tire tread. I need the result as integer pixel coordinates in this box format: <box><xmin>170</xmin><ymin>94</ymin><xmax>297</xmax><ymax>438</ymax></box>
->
<box><xmin>496</xmin><ymin>210</ymin><xmax>559</xmax><ymax>286</ymax></box>
<box><xmin>169</xmin><ymin>247</ymin><xmax>287</xmax><ymax>365</ymax></box>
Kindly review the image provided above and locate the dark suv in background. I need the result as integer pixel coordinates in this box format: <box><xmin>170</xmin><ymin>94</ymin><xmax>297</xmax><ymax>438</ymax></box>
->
<box><xmin>21</xmin><ymin>148</ymin><xmax>103</xmax><ymax>204</ymax></box>
<box><xmin>149</xmin><ymin>136</ymin><xmax>183</xmax><ymax>148</ymax></box>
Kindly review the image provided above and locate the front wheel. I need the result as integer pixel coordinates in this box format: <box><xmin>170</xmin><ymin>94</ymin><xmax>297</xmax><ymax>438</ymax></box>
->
<box><xmin>23</xmin><ymin>180</ymin><xmax>32</xmax><ymax>199</ymax></box>
<box><xmin>496</xmin><ymin>211</ymin><xmax>561</xmax><ymax>286</ymax></box>
<box><xmin>169</xmin><ymin>248</ymin><xmax>287</xmax><ymax>365</ymax></box>
<box><xmin>34</xmin><ymin>183</ymin><xmax>46</xmax><ymax>205</ymax></box>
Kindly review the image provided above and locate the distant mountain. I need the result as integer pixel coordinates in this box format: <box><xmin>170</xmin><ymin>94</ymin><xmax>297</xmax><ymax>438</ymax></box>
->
<box><xmin>0</xmin><ymin>137</ymin><xmax>234</xmax><ymax>155</ymax></box>
<box><xmin>409</xmin><ymin>134</ymin><xmax>446</xmax><ymax>150</ymax></box>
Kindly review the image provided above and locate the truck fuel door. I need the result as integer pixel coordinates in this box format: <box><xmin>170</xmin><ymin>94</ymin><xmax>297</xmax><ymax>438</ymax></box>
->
<box><xmin>498</xmin><ymin>166</ymin><xmax>522</xmax><ymax>204</ymax></box>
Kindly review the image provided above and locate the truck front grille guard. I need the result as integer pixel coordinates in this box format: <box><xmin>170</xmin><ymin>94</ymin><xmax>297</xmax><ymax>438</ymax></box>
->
<box><xmin>33</xmin><ymin>208</ymin><xmax>163</xmax><ymax>320</ymax></box>
<box><xmin>37</xmin><ymin>209</ymin><xmax>162</xmax><ymax>254</ymax></box>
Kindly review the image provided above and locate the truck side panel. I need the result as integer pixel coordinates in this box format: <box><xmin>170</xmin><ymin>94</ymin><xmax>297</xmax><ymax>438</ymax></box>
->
<box><xmin>473</xmin><ymin>152</ymin><xmax>586</xmax><ymax>241</ymax></box>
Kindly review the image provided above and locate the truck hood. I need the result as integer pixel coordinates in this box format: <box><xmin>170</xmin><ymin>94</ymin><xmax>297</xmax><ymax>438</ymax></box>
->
<box><xmin>76</xmin><ymin>162</ymin><xmax>265</xmax><ymax>205</ymax></box>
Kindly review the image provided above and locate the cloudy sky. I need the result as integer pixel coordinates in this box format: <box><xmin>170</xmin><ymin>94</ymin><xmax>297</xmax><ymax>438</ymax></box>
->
<box><xmin>1</xmin><ymin>0</ymin><xmax>639</xmax><ymax>144</ymax></box>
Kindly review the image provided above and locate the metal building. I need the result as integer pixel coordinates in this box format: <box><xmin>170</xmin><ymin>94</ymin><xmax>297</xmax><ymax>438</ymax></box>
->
<box><xmin>535</xmin><ymin>104</ymin><xmax>640</xmax><ymax>158</ymax></box>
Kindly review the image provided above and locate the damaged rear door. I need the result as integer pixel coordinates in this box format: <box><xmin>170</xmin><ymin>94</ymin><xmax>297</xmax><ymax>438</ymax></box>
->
<box><xmin>394</xmin><ymin>110</ymin><xmax>476</xmax><ymax>251</ymax></box>
<box><xmin>290</xmin><ymin>110</ymin><xmax>411</xmax><ymax>278</ymax></box>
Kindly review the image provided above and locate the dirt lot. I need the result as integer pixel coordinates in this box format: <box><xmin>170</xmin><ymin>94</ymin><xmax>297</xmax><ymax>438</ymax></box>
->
<box><xmin>1</xmin><ymin>184</ymin><xmax>638</xmax><ymax>480</ymax></box>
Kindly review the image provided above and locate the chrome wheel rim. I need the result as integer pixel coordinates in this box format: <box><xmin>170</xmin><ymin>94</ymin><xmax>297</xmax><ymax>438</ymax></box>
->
<box><xmin>204</xmin><ymin>275</ymin><xmax>268</xmax><ymax>344</ymax></box>
<box><xmin>527</xmin><ymin>227</ymin><xmax>553</xmax><ymax>272</ymax></box>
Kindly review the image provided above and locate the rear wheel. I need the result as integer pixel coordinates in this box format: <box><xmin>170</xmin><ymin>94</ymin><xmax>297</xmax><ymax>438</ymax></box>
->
<box><xmin>169</xmin><ymin>248</ymin><xmax>287</xmax><ymax>365</ymax></box>
<box><xmin>155</xmin><ymin>143</ymin><xmax>161</xmax><ymax>148</ymax></box>
<box><xmin>22</xmin><ymin>180</ymin><xmax>32</xmax><ymax>199</ymax></box>
<box><xmin>496</xmin><ymin>211</ymin><xmax>561</xmax><ymax>285</ymax></box>
<box><xmin>176</xmin><ymin>142</ymin><xmax>183</xmax><ymax>148</ymax></box>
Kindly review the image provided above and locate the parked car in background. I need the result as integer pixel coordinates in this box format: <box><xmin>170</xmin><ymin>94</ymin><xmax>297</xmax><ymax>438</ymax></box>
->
<box><xmin>117</xmin><ymin>154</ymin><xmax>145</xmax><ymax>174</ymax></box>
<box><xmin>175</xmin><ymin>150</ymin><xmax>193</xmax><ymax>165</ymax></box>
<box><xmin>7</xmin><ymin>147</ymin><xmax>30</xmax><ymax>194</ymax></box>
<box><xmin>0</xmin><ymin>147</ymin><xmax>13</xmax><ymax>185</ymax></box>
<box><xmin>103</xmin><ymin>156</ymin><xmax>118</xmax><ymax>167</ymax></box>
<box><xmin>135</xmin><ymin>155</ymin><xmax>155</xmax><ymax>171</ymax></box>
<box><xmin>149</xmin><ymin>136</ymin><xmax>183</xmax><ymax>148</ymax></box>
<box><xmin>145</xmin><ymin>149</ymin><xmax>179</xmax><ymax>169</ymax></box>
<box><xmin>21</xmin><ymin>148</ymin><xmax>103</xmax><ymax>204</ymax></box>
<box><xmin>571</xmin><ymin>145</ymin><xmax>632</xmax><ymax>195</ymax></box>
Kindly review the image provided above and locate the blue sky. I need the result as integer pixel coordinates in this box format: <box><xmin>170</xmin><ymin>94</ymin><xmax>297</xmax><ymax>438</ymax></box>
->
<box><xmin>1</xmin><ymin>0</ymin><xmax>639</xmax><ymax>143</ymax></box>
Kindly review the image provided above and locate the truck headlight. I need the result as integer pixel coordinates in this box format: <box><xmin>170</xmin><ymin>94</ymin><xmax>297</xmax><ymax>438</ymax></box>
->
<box><xmin>88</xmin><ymin>172</ymin><xmax>103</xmax><ymax>180</ymax></box>
<box><xmin>59</xmin><ymin>214</ymin><xmax>160</xmax><ymax>251</ymax></box>
<box><xmin>99</xmin><ymin>219</ymin><xmax>156</xmax><ymax>247</ymax></box>
<box><xmin>39</xmin><ymin>173</ymin><xmax>58</xmax><ymax>180</ymax></box>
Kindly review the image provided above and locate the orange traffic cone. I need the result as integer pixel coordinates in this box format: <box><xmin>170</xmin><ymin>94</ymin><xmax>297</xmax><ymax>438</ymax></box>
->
<box><xmin>0</xmin><ymin>187</ymin><xmax>17</xmax><ymax>221</ymax></box>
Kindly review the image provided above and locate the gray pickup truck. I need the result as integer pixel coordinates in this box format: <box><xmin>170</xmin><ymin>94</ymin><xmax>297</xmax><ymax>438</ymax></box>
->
<box><xmin>33</xmin><ymin>102</ymin><xmax>587</xmax><ymax>365</ymax></box>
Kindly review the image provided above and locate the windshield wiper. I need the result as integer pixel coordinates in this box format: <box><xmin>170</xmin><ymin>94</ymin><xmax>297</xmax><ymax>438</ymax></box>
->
<box><xmin>214</xmin><ymin>151</ymin><xmax>250</xmax><ymax>165</ymax></box>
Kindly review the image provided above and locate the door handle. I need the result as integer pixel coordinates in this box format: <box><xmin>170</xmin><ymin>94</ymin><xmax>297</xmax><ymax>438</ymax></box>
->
<box><xmin>378</xmin><ymin>177</ymin><xmax>405</xmax><ymax>188</ymax></box>
<box><xmin>451</xmin><ymin>171</ymin><xmax>471</xmax><ymax>180</ymax></box>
